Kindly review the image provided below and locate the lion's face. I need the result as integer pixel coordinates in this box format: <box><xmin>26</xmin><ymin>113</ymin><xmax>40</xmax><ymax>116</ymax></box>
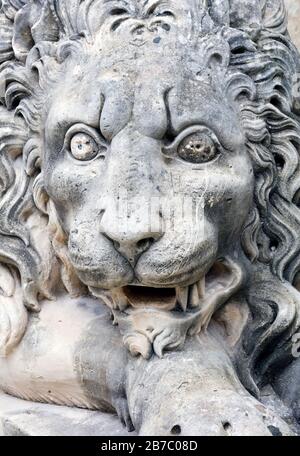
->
<box><xmin>42</xmin><ymin>32</ymin><xmax>253</xmax><ymax>335</ymax></box>
<box><xmin>0</xmin><ymin>0</ymin><xmax>298</xmax><ymax>379</ymax></box>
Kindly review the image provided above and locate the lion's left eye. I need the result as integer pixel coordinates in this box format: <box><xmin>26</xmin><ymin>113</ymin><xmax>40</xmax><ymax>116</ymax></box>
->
<box><xmin>177</xmin><ymin>132</ymin><xmax>218</xmax><ymax>164</ymax></box>
<box><xmin>70</xmin><ymin>133</ymin><xmax>98</xmax><ymax>161</ymax></box>
<box><xmin>162</xmin><ymin>127</ymin><xmax>221</xmax><ymax>164</ymax></box>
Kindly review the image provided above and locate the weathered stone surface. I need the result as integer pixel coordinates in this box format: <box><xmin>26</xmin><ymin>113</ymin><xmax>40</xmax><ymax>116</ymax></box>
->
<box><xmin>0</xmin><ymin>0</ymin><xmax>300</xmax><ymax>437</ymax></box>
<box><xmin>127</xmin><ymin>332</ymin><xmax>295</xmax><ymax>436</ymax></box>
<box><xmin>286</xmin><ymin>0</ymin><xmax>300</xmax><ymax>49</ymax></box>
<box><xmin>0</xmin><ymin>393</ymin><xmax>134</xmax><ymax>436</ymax></box>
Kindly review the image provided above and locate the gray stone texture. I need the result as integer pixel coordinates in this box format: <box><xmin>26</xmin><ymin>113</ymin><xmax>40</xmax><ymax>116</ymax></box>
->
<box><xmin>1</xmin><ymin>0</ymin><xmax>300</xmax><ymax>436</ymax></box>
<box><xmin>286</xmin><ymin>0</ymin><xmax>300</xmax><ymax>49</ymax></box>
<box><xmin>0</xmin><ymin>393</ymin><xmax>135</xmax><ymax>436</ymax></box>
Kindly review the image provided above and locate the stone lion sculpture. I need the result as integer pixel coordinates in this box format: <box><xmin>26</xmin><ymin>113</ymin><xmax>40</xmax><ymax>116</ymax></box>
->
<box><xmin>0</xmin><ymin>0</ymin><xmax>300</xmax><ymax>436</ymax></box>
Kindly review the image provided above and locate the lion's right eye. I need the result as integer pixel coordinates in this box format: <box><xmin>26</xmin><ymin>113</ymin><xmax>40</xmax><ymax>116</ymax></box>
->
<box><xmin>70</xmin><ymin>133</ymin><xmax>98</xmax><ymax>161</ymax></box>
<box><xmin>64</xmin><ymin>124</ymin><xmax>107</xmax><ymax>162</ymax></box>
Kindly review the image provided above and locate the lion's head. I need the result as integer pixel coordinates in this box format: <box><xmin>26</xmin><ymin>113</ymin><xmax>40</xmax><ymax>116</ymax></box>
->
<box><xmin>1</xmin><ymin>0</ymin><xmax>300</xmax><ymax>397</ymax></box>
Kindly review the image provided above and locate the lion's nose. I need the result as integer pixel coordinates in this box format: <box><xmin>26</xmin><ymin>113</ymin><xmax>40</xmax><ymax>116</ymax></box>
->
<box><xmin>99</xmin><ymin>199</ymin><xmax>163</xmax><ymax>266</ymax></box>
<box><xmin>104</xmin><ymin>232</ymin><xmax>159</xmax><ymax>266</ymax></box>
<box><xmin>99</xmin><ymin>205</ymin><xmax>162</xmax><ymax>265</ymax></box>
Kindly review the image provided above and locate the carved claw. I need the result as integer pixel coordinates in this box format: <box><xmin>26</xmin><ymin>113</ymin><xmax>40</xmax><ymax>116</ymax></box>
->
<box><xmin>112</xmin><ymin>396</ymin><xmax>135</xmax><ymax>432</ymax></box>
<box><xmin>123</xmin><ymin>332</ymin><xmax>153</xmax><ymax>359</ymax></box>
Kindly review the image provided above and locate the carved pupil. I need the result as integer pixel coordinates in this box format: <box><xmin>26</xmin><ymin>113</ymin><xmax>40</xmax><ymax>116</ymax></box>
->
<box><xmin>70</xmin><ymin>133</ymin><xmax>98</xmax><ymax>161</ymax></box>
<box><xmin>178</xmin><ymin>133</ymin><xmax>217</xmax><ymax>163</ymax></box>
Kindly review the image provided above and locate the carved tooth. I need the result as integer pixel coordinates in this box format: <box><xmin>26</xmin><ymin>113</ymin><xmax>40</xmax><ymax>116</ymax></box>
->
<box><xmin>89</xmin><ymin>287</ymin><xmax>115</xmax><ymax>309</ymax></box>
<box><xmin>197</xmin><ymin>277</ymin><xmax>206</xmax><ymax>298</ymax></box>
<box><xmin>111</xmin><ymin>289</ymin><xmax>129</xmax><ymax>311</ymax></box>
<box><xmin>176</xmin><ymin>286</ymin><xmax>188</xmax><ymax>311</ymax></box>
<box><xmin>189</xmin><ymin>283</ymin><xmax>200</xmax><ymax>308</ymax></box>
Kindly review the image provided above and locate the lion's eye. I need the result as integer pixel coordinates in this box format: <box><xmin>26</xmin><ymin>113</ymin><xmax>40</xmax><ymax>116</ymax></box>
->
<box><xmin>70</xmin><ymin>133</ymin><xmax>99</xmax><ymax>161</ymax></box>
<box><xmin>65</xmin><ymin>124</ymin><xmax>107</xmax><ymax>163</ymax></box>
<box><xmin>178</xmin><ymin>132</ymin><xmax>218</xmax><ymax>164</ymax></box>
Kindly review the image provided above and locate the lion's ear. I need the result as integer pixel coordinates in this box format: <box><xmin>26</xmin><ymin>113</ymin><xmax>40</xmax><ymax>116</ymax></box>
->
<box><xmin>228</xmin><ymin>0</ymin><xmax>262</xmax><ymax>37</ymax></box>
<box><xmin>12</xmin><ymin>1</ymin><xmax>59</xmax><ymax>62</ymax></box>
<box><xmin>206</xmin><ymin>0</ymin><xmax>230</xmax><ymax>26</ymax></box>
<box><xmin>208</xmin><ymin>0</ymin><xmax>286</xmax><ymax>38</ymax></box>
<box><xmin>207</xmin><ymin>0</ymin><xmax>261</xmax><ymax>29</ymax></box>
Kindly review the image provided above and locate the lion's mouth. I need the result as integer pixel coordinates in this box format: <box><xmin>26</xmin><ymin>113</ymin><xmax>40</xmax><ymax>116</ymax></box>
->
<box><xmin>123</xmin><ymin>286</ymin><xmax>177</xmax><ymax>310</ymax></box>
<box><xmin>90</xmin><ymin>260</ymin><xmax>238</xmax><ymax>314</ymax></box>
<box><xmin>89</xmin><ymin>258</ymin><xmax>244</xmax><ymax>358</ymax></box>
<box><xmin>120</xmin><ymin>281</ymin><xmax>205</xmax><ymax>312</ymax></box>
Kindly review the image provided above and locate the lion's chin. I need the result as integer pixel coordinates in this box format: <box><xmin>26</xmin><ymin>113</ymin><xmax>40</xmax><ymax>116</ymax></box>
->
<box><xmin>88</xmin><ymin>257</ymin><xmax>244</xmax><ymax>359</ymax></box>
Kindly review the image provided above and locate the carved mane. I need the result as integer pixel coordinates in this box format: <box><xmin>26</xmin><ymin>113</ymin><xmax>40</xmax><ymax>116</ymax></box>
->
<box><xmin>0</xmin><ymin>0</ymin><xmax>300</xmax><ymax>396</ymax></box>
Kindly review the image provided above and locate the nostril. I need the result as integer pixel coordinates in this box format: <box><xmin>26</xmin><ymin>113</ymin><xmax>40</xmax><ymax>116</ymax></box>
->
<box><xmin>136</xmin><ymin>237</ymin><xmax>154</xmax><ymax>253</ymax></box>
